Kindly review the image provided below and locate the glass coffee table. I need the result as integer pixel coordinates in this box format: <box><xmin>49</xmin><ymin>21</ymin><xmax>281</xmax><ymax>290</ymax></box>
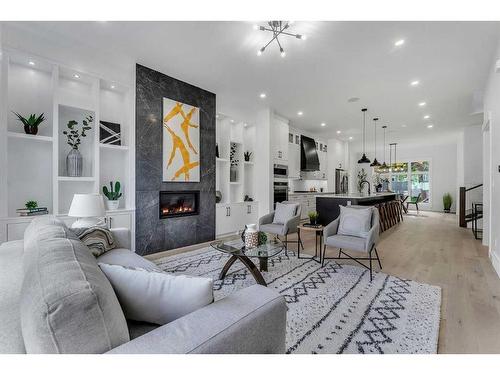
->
<box><xmin>211</xmin><ymin>238</ymin><xmax>285</xmax><ymax>286</ymax></box>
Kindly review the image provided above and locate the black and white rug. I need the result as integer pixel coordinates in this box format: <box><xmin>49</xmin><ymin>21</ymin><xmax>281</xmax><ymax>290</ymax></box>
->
<box><xmin>154</xmin><ymin>246</ymin><xmax>441</xmax><ymax>354</ymax></box>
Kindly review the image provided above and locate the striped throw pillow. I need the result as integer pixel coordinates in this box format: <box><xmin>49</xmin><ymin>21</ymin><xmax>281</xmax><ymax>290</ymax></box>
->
<box><xmin>73</xmin><ymin>226</ymin><xmax>116</xmax><ymax>257</ymax></box>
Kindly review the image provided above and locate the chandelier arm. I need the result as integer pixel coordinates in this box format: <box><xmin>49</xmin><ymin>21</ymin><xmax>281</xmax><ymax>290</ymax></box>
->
<box><xmin>262</xmin><ymin>34</ymin><xmax>279</xmax><ymax>50</ymax></box>
<box><xmin>276</xmin><ymin>36</ymin><xmax>283</xmax><ymax>51</ymax></box>
<box><xmin>280</xmin><ymin>31</ymin><xmax>301</xmax><ymax>38</ymax></box>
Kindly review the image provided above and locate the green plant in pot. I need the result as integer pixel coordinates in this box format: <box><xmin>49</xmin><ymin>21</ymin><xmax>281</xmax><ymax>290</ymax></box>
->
<box><xmin>443</xmin><ymin>193</ymin><xmax>453</xmax><ymax>213</ymax></box>
<box><xmin>63</xmin><ymin>115</ymin><xmax>93</xmax><ymax>177</ymax></box>
<box><xmin>12</xmin><ymin>112</ymin><xmax>45</xmax><ymax>135</ymax></box>
<box><xmin>308</xmin><ymin>211</ymin><xmax>319</xmax><ymax>225</ymax></box>
<box><xmin>103</xmin><ymin>181</ymin><xmax>122</xmax><ymax>210</ymax></box>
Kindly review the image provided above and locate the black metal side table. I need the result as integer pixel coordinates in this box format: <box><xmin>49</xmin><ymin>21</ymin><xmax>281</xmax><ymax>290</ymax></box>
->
<box><xmin>297</xmin><ymin>224</ymin><xmax>323</xmax><ymax>264</ymax></box>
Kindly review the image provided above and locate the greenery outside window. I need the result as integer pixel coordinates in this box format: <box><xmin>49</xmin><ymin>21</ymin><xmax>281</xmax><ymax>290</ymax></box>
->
<box><xmin>383</xmin><ymin>160</ymin><xmax>431</xmax><ymax>204</ymax></box>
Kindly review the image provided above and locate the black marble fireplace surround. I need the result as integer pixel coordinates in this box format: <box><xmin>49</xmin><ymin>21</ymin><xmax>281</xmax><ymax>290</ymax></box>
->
<box><xmin>135</xmin><ymin>64</ymin><xmax>216</xmax><ymax>255</ymax></box>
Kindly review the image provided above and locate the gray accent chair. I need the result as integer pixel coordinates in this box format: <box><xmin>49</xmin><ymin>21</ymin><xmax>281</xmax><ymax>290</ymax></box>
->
<box><xmin>321</xmin><ymin>205</ymin><xmax>381</xmax><ymax>281</ymax></box>
<box><xmin>258</xmin><ymin>201</ymin><xmax>303</xmax><ymax>255</ymax></box>
<box><xmin>0</xmin><ymin>216</ymin><xmax>287</xmax><ymax>354</ymax></box>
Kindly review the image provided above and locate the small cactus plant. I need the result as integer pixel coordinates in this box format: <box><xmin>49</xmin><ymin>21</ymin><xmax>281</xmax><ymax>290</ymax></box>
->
<box><xmin>25</xmin><ymin>200</ymin><xmax>38</xmax><ymax>210</ymax></box>
<box><xmin>103</xmin><ymin>181</ymin><xmax>122</xmax><ymax>201</ymax></box>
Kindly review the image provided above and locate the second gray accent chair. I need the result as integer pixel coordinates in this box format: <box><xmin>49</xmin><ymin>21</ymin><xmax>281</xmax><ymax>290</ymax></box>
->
<box><xmin>258</xmin><ymin>201</ymin><xmax>303</xmax><ymax>254</ymax></box>
<box><xmin>322</xmin><ymin>205</ymin><xmax>382</xmax><ymax>281</ymax></box>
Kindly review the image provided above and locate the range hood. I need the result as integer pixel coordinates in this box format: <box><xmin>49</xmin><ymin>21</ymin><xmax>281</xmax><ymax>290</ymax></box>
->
<box><xmin>300</xmin><ymin>135</ymin><xmax>320</xmax><ymax>171</ymax></box>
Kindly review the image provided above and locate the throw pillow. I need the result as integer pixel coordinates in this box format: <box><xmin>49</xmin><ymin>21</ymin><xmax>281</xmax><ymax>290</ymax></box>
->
<box><xmin>337</xmin><ymin>206</ymin><xmax>372</xmax><ymax>238</ymax></box>
<box><xmin>98</xmin><ymin>263</ymin><xmax>214</xmax><ymax>325</ymax></box>
<box><xmin>73</xmin><ymin>226</ymin><xmax>116</xmax><ymax>257</ymax></box>
<box><xmin>273</xmin><ymin>202</ymin><xmax>297</xmax><ymax>225</ymax></box>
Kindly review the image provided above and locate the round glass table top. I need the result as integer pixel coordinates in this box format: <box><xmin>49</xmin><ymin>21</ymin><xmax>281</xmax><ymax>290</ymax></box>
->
<box><xmin>210</xmin><ymin>238</ymin><xmax>284</xmax><ymax>258</ymax></box>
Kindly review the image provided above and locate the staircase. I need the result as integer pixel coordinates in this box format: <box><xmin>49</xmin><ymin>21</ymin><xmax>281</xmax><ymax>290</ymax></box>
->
<box><xmin>459</xmin><ymin>184</ymin><xmax>483</xmax><ymax>240</ymax></box>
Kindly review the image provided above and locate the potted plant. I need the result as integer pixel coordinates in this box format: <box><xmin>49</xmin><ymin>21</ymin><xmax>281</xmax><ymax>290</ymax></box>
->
<box><xmin>12</xmin><ymin>112</ymin><xmax>45</xmax><ymax>135</ymax></box>
<box><xmin>308</xmin><ymin>211</ymin><xmax>319</xmax><ymax>225</ymax></box>
<box><xmin>244</xmin><ymin>151</ymin><xmax>252</xmax><ymax>162</ymax></box>
<box><xmin>102</xmin><ymin>181</ymin><xmax>122</xmax><ymax>210</ymax></box>
<box><xmin>63</xmin><ymin>115</ymin><xmax>93</xmax><ymax>177</ymax></box>
<box><xmin>443</xmin><ymin>193</ymin><xmax>453</xmax><ymax>213</ymax></box>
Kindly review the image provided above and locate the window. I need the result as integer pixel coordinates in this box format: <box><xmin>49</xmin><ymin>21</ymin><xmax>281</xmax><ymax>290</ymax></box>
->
<box><xmin>382</xmin><ymin>160</ymin><xmax>431</xmax><ymax>204</ymax></box>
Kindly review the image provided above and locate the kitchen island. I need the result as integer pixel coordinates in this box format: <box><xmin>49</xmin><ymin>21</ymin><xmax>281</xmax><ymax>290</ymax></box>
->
<box><xmin>316</xmin><ymin>192</ymin><xmax>398</xmax><ymax>225</ymax></box>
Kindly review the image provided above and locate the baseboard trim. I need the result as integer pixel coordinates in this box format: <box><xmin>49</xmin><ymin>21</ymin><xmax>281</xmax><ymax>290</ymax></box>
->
<box><xmin>489</xmin><ymin>249</ymin><xmax>500</xmax><ymax>279</ymax></box>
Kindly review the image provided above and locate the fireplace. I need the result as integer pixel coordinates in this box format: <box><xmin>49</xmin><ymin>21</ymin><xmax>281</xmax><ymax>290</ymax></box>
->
<box><xmin>159</xmin><ymin>191</ymin><xmax>200</xmax><ymax>219</ymax></box>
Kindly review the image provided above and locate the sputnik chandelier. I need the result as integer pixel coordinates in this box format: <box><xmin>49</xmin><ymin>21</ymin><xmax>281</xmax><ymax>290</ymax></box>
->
<box><xmin>254</xmin><ymin>21</ymin><xmax>306</xmax><ymax>57</ymax></box>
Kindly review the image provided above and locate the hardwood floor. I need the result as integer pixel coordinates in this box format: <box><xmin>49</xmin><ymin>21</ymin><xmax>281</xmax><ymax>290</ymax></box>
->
<box><xmin>294</xmin><ymin>210</ymin><xmax>500</xmax><ymax>353</ymax></box>
<box><xmin>148</xmin><ymin>210</ymin><xmax>500</xmax><ymax>353</ymax></box>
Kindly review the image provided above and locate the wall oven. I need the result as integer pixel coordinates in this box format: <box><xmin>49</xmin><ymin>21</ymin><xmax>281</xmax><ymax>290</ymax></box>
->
<box><xmin>273</xmin><ymin>164</ymin><xmax>288</xmax><ymax>178</ymax></box>
<box><xmin>273</xmin><ymin>180</ymin><xmax>288</xmax><ymax>208</ymax></box>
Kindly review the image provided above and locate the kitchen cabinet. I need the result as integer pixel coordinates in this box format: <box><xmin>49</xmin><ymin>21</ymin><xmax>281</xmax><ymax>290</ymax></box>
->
<box><xmin>216</xmin><ymin>202</ymin><xmax>259</xmax><ymax>236</ymax></box>
<box><xmin>288</xmin><ymin>135</ymin><xmax>301</xmax><ymax>179</ymax></box>
<box><xmin>271</xmin><ymin>115</ymin><xmax>289</xmax><ymax>163</ymax></box>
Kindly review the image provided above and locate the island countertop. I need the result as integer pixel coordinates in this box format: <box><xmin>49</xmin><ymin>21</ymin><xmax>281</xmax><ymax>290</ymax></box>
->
<box><xmin>317</xmin><ymin>192</ymin><xmax>397</xmax><ymax>199</ymax></box>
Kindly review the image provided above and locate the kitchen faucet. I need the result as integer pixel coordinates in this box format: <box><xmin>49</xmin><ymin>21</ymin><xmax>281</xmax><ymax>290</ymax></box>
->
<box><xmin>360</xmin><ymin>180</ymin><xmax>371</xmax><ymax>195</ymax></box>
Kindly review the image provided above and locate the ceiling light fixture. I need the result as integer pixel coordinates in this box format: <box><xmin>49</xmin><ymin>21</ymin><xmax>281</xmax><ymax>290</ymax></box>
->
<box><xmin>336</xmin><ymin>130</ymin><xmax>341</xmax><ymax>134</ymax></box>
<box><xmin>349</xmin><ymin>136</ymin><xmax>353</xmax><ymax>140</ymax></box>
<box><xmin>394</xmin><ymin>39</ymin><xmax>405</xmax><ymax>47</ymax></box>
<box><xmin>419</xmin><ymin>101</ymin><xmax>426</xmax><ymax>107</ymax></box>
<box><xmin>410</xmin><ymin>80</ymin><xmax>420</xmax><ymax>86</ymax></box>
<box><xmin>260</xmin><ymin>93</ymin><xmax>266</xmax><ymax>98</ymax></box>
<box><xmin>254</xmin><ymin>21</ymin><xmax>306</xmax><ymax>57</ymax></box>
<box><xmin>110</xmin><ymin>85</ymin><xmax>115</xmax><ymax>89</ymax></box>
<box><xmin>378</xmin><ymin>125</ymin><xmax>389</xmax><ymax>173</ymax></box>
<box><xmin>297</xmin><ymin>111</ymin><xmax>303</xmax><ymax>116</ymax></box>
<box><xmin>424</xmin><ymin>115</ymin><xmax>430</xmax><ymax>119</ymax></box>
<box><xmin>74</xmin><ymin>74</ymin><xmax>80</xmax><ymax>79</ymax></box>
<box><xmin>28</xmin><ymin>60</ymin><xmax>35</xmax><ymax>66</ymax></box>
<box><xmin>427</xmin><ymin>124</ymin><xmax>434</xmax><ymax>128</ymax></box>
<box><xmin>321</xmin><ymin>123</ymin><xmax>326</xmax><ymax>127</ymax></box>
<box><xmin>370</xmin><ymin>118</ymin><xmax>381</xmax><ymax>167</ymax></box>
<box><xmin>358</xmin><ymin>108</ymin><xmax>371</xmax><ymax>164</ymax></box>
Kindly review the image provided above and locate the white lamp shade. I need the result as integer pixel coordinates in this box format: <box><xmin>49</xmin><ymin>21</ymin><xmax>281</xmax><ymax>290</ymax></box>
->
<box><xmin>68</xmin><ymin>194</ymin><xmax>105</xmax><ymax>218</ymax></box>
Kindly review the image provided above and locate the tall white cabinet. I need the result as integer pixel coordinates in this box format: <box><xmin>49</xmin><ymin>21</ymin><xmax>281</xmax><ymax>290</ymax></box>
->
<box><xmin>0</xmin><ymin>48</ymin><xmax>135</xmax><ymax>246</ymax></box>
<box><xmin>215</xmin><ymin>115</ymin><xmax>259</xmax><ymax>236</ymax></box>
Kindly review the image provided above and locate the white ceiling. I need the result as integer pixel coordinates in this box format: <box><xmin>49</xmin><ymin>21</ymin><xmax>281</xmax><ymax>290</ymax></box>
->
<box><xmin>4</xmin><ymin>21</ymin><xmax>500</xmax><ymax>145</ymax></box>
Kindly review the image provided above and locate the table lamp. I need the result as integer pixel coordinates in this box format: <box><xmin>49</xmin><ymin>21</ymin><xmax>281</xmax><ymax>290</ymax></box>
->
<box><xmin>68</xmin><ymin>193</ymin><xmax>106</xmax><ymax>229</ymax></box>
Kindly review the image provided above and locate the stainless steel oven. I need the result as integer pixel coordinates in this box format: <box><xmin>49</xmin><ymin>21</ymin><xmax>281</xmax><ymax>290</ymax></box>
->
<box><xmin>273</xmin><ymin>164</ymin><xmax>288</xmax><ymax>178</ymax></box>
<box><xmin>273</xmin><ymin>180</ymin><xmax>288</xmax><ymax>208</ymax></box>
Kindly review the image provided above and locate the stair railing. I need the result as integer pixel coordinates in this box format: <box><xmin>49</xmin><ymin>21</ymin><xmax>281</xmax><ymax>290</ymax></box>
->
<box><xmin>459</xmin><ymin>183</ymin><xmax>483</xmax><ymax>227</ymax></box>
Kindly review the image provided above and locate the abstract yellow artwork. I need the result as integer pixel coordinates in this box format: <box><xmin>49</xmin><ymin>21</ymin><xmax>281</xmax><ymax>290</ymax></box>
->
<box><xmin>162</xmin><ymin>98</ymin><xmax>200</xmax><ymax>182</ymax></box>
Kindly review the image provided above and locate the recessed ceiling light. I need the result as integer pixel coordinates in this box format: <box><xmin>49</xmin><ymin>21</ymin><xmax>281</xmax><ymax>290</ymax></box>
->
<box><xmin>336</xmin><ymin>130</ymin><xmax>341</xmax><ymax>134</ymax></box>
<box><xmin>394</xmin><ymin>39</ymin><xmax>405</xmax><ymax>47</ymax></box>
<box><xmin>349</xmin><ymin>136</ymin><xmax>353</xmax><ymax>140</ymax></box>
<box><xmin>427</xmin><ymin>124</ymin><xmax>434</xmax><ymax>128</ymax></box>
<box><xmin>410</xmin><ymin>80</ymin><xmax>420</xmax><ymax>86</ymax></box>
<box><xmin>243</xmin><ymin>123</ymin><xmax>248</xmax><ymax>127</ymax></box>
<box><xmin>424</xmin><ymin>115</ymin><xmax>430</xmax><ymax>119</ymax></box>
<box><xmin>401</xmin><ymin>124</ymin><xmax>407</xmax><ymax>128</ymax></box>
<box><xmin>28</xmin><ymin>60</ymin><xmax>35</xmax><ymax>66</ymax></box>
<box><xmin>110</xmin><ymin>85</ymin><xmax>115</xmax><ymax>89</ymax></box>
<box><xmin>260</xmin><ymin>93</ymin><xmax>266</xmax><ymax>99</ymax></box>
<box><xmin>230</xmin><ymin>119</ymin><xmax>235</xmax><ymax>123</ymax></box>
<box><xmin>297</xmin><ymin>111</ymin><xmax>303</xmax><ymax>116</ymax></box>
<box><xmin>321</xmin><ymin>123</ymin><xmax>326</xmax><ymax>127</ymax></box>
<box><xmin>73</xmin><ymin>74</ymin><xmax>80</xmax><ymax>79</ymax></box>
<box><xmin>419</xmin><ymin>102</ymin><xmax>426</xmax><ymax>107</ymax></box>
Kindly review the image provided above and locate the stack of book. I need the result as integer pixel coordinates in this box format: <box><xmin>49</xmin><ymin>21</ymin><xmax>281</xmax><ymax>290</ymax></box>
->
<box><xmin>16</xmin><ymin>207</ymin><xmax>49</xmax><ymax>216</ymax></box>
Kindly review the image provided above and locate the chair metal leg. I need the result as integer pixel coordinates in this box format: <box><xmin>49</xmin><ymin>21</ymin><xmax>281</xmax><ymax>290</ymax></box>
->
<box><xmin>369</xmin><ymin>249</ymin><xmax>373</xmax><ymax>281</ymax></box>
<box><xmin>322</xmin><ymin>244</ymin><xmax>327</xmax><ymax>266</ymax></box>
<box><xmin>374</xmin><ymin>247</ymin><xmax>382</xmax><ymax>269</ymax></box>
<box><xmin>285</xmin><ymin>234</ymin><xmax>288</xmax><ymax>256</ymax></box>
<box><xmin>338</xmin><ymin>248</ymin><xmax>342</xmax><ymax>258</ymax></box>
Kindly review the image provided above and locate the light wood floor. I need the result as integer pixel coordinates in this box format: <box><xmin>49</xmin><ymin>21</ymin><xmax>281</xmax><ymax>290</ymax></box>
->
<box><xmin>148</xmin><ymin>211</ymin><xmax>500</xmax><ymax>354</ymax></box>
<box><xmin>295</xmin><ymin>211</ymin><xmax>500</xmax><ymax>354</ymax></box>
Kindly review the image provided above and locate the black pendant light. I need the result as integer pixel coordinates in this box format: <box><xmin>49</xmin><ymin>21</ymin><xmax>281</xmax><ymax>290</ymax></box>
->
<box><xmin>370</xmin><ymin>117</ymin><xmax>381</xmax><ymax>167</ymax></box>
<box><xmin>357</xmin><ymin>108</ymin><xmax>371</xmax><ymax>164</ymax></box>
<box><xmin>379</xmin><ymin>125</ymin><xmax>389</xmax><ymax>172</ymax></box>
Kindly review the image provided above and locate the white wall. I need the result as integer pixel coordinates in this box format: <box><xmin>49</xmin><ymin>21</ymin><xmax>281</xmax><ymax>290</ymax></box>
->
<box><xmin>255</xmin><ymin>108</ymin><xmax>273</xmax><ymax>215</ymax></box>
<box><xmin>483</xmin><ymin>41</ymin><xmax>500</xmax><ymax>277</ymax></box>
<box><xmin>350</xmin><ymin>140</ymin><xmax>458</xmax><ymax>212</ymax></box>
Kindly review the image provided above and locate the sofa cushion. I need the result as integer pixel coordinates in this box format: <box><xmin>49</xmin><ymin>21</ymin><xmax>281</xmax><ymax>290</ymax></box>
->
<box><xmin>99</xmin><ymin>263</ymin><xmax>214</xmax><ymax>325</ymax></box>
<box><xmin>97</xmin><ymin>248</ymin><xmax>160</xmax><ymax>272</ymax></box>
<box><xmin>73</xmin><ymin>226</ymin><xmax>116</xmax><ymax>257</ymax></box>
<box><xmin>0</xmin><ymin>240</ymin><xmax>26</xmax><ymax>354</ymax></box>
<box><xmin>337</xmin><ymin>206</ymin><xmax>372</xmax><ymax>238</ymax></box>
<box><xmin>23</xmin><ymin>215</ymin><xmax>72</xmax><ymax>252</ymax></box>
<box><xmin>259</xmin><ymin>223</ymin><xmax>287</xmax><ymax>236</ymax></box>
<box><xmin>127</xmin><ymin>320</ymin><xmax>160</xmax><ymax>340</ymax></box>
<box><xmin>325</xmin><ymin>234</ymin><xmax>366</xmax><ymax>253</ymax></box>
<box><xmin>20</xmin><ymin>232</ymin><xmax>130</xmax><ymax>353</ymax></box>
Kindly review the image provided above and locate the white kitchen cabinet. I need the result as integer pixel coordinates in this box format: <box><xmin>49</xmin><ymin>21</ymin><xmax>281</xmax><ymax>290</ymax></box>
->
<box><xmin>106</xmin><ymin>212</ymin><xmax>131</xmax><ymax>229</ymax></box>
<box><xmin>271</xmin><ymin>115</ymin><xmax>289</xmax><ymax>163</ymax></box>
<box><xmin>288</xmin><ymin>137</ymin><xmax>301</xmax><ymax>179</ymax></box>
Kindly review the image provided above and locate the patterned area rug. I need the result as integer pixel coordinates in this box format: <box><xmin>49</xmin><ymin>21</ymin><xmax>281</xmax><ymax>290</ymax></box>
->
<box><xmin>154</xmin><ymin>245</ymin><xmax>441</xmax><ymax>354</ymax></box>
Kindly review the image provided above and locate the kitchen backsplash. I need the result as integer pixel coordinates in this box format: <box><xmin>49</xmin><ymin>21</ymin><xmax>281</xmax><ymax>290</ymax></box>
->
<box><xmin>290</xmin><ymin>179</ymin><xmax>328</xmax><ymax>192</ymax></box>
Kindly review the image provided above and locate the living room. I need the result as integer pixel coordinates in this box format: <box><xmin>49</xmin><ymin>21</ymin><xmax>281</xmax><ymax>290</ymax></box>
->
<box><xmin>1</xmin><ymin>0</ymin><xmax>500</xmax><ymax>372</ymax></box>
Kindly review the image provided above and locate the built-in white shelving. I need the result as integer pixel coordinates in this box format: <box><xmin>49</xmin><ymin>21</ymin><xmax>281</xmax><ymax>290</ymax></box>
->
<box><xmin>0</xmin><ymin>48</ymin><xmax>135</xmax><ymax>245</ymax></box>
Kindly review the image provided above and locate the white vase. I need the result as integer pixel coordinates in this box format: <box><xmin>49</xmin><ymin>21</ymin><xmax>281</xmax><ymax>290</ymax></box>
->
<box><xmin>244</xmin><ymin>224</ymin><xmax>258</xmax><ymax>249</ymax></box>
<box><xmin>106</xmin><ymin>199</ymin><xmax>120</xmax><ymax>211</ymax></box>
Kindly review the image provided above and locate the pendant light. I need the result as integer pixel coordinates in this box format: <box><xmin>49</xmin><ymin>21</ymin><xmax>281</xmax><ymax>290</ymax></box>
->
<box><xmin>370</xmin><ymin>117</ymin><xmax>381</xmax><ymax>167</ymax></box>
<box><xmin>379</xmin><ymin>125</ymin><xmax>389</xmax><ymax>173</ymax></box>
<box><xmin>357</xmin><ymin>108</ymin><xmax>371</xmax><ymax>164</ymax></box>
